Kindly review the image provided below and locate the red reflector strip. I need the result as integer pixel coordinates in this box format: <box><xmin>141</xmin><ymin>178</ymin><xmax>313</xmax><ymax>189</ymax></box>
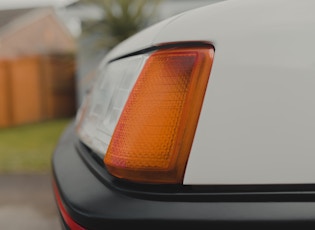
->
<box><xmin>53</xmin><ymin>182</ymin><xmax>86</xmax><ymax>230</ymax></box>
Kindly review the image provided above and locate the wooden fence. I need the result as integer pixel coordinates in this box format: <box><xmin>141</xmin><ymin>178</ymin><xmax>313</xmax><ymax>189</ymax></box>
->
<box><xmin>0</xmin><ymin>54</ymin><xmax>76</xmax><ymax>127</ymax></box>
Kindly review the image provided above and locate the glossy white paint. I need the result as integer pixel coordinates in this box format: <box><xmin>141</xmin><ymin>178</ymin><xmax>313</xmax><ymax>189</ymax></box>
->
<box><xmin>103</xmin><ymin>0</ymin><xmax>315</xmax><ymax>185</ymax></box>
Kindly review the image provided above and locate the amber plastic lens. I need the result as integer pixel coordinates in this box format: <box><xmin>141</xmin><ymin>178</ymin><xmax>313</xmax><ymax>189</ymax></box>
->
<box><xmin>104</xmin><ymin>47</ymin><xmax>214</xmax><ymax>184</ymax></box>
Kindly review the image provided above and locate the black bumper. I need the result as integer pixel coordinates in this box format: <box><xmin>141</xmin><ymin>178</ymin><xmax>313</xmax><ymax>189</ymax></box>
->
<box><xmin>52</xmin><ymin>121</ymin><xmax>315</xmax><ymax>229</ymax></box>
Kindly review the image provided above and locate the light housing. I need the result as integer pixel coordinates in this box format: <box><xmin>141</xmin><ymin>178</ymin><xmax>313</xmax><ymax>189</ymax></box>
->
<box><xmin>104</xmin><ymin>47</ymin><xmax>214</xmax><ymax>184</ymax></box>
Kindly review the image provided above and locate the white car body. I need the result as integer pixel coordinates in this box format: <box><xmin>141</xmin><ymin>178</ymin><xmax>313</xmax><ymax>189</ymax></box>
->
<box><xmin>100</xmin><ymin>0</ymin><xmax>315</xmax><ymax>185</ymax></box>
<box><xmin>52</xmin><ymin>1</ymin><xmax>315</xmax><ymax>228</ymax></box>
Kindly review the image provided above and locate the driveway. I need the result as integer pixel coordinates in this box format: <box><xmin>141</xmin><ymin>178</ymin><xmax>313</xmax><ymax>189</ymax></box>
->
<box><xmin>0</xmin><ymin>173</ymin><xmax>61</xmax><ymax>230</ymax></box>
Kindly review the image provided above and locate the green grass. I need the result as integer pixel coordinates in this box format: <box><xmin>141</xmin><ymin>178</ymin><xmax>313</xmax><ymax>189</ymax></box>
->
<box><xmin>0</xmin><ymin>118</ymin><xmax>72</xmax><ymax>173</ymax></box>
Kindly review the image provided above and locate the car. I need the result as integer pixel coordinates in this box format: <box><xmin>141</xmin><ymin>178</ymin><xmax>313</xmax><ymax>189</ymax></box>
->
<box><xmin>52</xmin><ymin>0</ymin><xmax>315</xmax><ymax>229</ymax></box>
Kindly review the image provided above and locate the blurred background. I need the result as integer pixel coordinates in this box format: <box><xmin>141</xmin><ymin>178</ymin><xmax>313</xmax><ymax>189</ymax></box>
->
<box><xmin>0</xmin><ymin>0</ymin><xmax>223</xmax><ymax>229</ymax></box>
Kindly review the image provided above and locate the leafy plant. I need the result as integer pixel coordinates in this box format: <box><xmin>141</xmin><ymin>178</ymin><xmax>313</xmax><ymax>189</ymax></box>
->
<box><xmin>80</xmin><ymin>0</ymin><xmax>162</xmax><ymax>51</ymax></box>
<box><xmin>0</xmin><ymin>119</ymin><xmax>71</xmax><ymax>172</ymax></box>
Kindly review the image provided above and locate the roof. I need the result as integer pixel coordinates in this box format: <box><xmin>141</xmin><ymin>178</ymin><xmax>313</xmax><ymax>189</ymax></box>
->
<box><xmin>0</xmin><ymin>8</ymin><xmax>34</xmax><ymax>30</ymax></box>
<box><xmin>0</xmin><ymin>7</ymin><xmax>76</xmax><ymax>58</ymax></box>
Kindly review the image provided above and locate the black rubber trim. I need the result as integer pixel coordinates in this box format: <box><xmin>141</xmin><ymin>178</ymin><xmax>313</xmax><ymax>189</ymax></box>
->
<box><xmin>77</xmin><ymin>139</ymin><xmax>315</xmax><ymax>202</ymax></box>
<box><xmin>76</xmin><ymin>123</ymin><xmax>315</xmax><ymax>201</ymax></box>
<box><xmin>52</xmin><ymin>122</ymin><xmax>315</xmax><ymax>229</ymax></box>
<box><xmin>108</xmin><ymin>41</ymin><xmax>214</xmax><ymax>63</ymax></box>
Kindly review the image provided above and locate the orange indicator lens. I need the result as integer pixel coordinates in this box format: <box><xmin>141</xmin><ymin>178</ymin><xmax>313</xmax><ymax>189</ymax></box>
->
<box><xmin>104</xmin><ymin>47</ymin><xmax>214</xmax><ymax>184</ymax></box>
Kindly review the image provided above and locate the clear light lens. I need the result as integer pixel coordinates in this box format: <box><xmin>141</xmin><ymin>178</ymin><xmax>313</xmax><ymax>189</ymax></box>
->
<box><xmin>76</xmin><ymin>55</ymin><xmax>147</xmax><ymax>157</ymax></box>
